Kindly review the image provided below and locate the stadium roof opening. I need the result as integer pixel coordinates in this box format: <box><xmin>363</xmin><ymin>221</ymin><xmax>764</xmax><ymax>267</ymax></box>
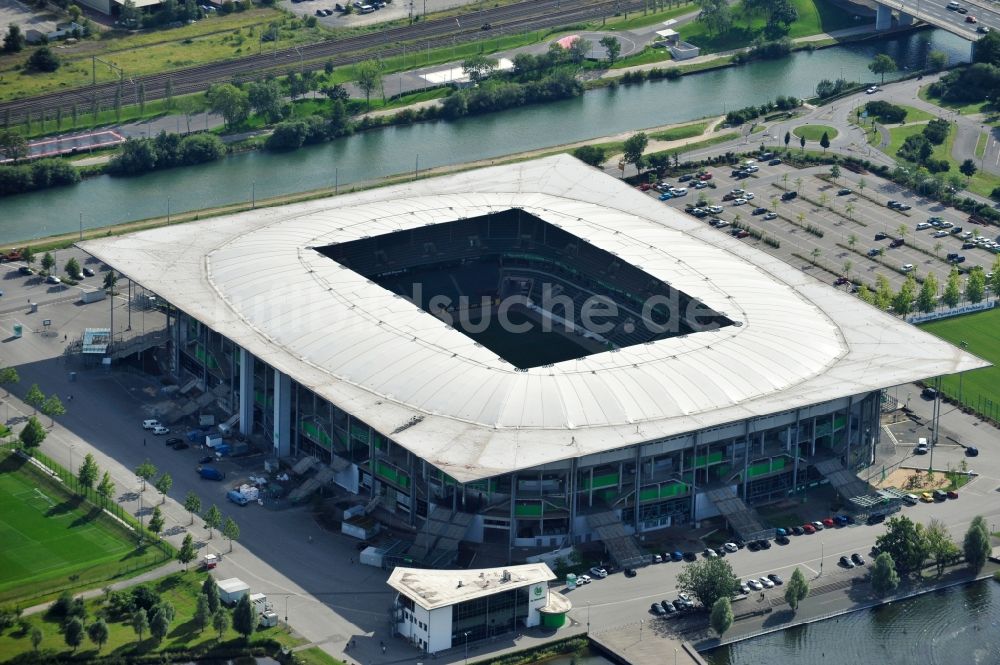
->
<box><xmin>315</xmin><ymin>209</ymin><xmax>733</xmax><ymax>369</ymax></box>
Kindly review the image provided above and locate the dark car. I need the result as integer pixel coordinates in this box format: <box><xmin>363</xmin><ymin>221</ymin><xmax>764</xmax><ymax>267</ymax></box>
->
<box><xmin>867</xmin><ymin>513</ymin><xmax>886</xmax><ymax>525</ymax></box>
<box><xmin>775</xmin><ymin>535</ymin><xmax>790</xmax><ymax>545</ymax></box>
<box><xmin>851</xmin><ymin>553</ymin><xmax>866</xmax><ymax>566</ymax></box>
<box><xmin>625</xmin><ymin>567</ymin><xmax>637</xmax><ymax>578</ymax></box>
<box><xmin>889</xmin><ymin>238</ymin><xmax>905</xmax><ymax>248</ymax></box>
<box><xmin>791</xmin><ymin>526</ymin><xmax>804</xmax><ymax>536</ymax></box>
<box><xmin>963</xmin><ymin>241</ymin><xmax>976</xmax><ymax>249</ymax></box>
<box><xmin>966</xmin><ymin>446</ymin><xmax>979</xmax><ymax>457</ymax></box>
<box><xmin>166</xmin><ymin>437</ymin><xmax>182</xmax><ymax>447</ymax></box>
<box><xmin>172</xmin><ymin>441</ymin><xmax>190</xmax><ymax>450</ymax></box>
<box><xmin>651</xmin><ymin>603</ymin><xmax>665</xmax><ymax>615</ymax></box>
<box><xmin>752</xmin><ymin>207</ymin><xmax>768</xmax><ymax>215</ymax></box>
<box><xmin>671</xmin><ymin>551</ymin><xmax>684</xmax><ymax>561</ymax></box>
<box><xmin>834</xmin><ymin>276</ymin><xmax>849</xmax><ymax>285</ymax></box>
<box><xmin>769</xmin><ymin>158</ymin><xmax>782</xmax><ymax>166</ymax></box>
<box><xmin>660</xmin><ymin>600</ymin><xmax>673</xmax><ymax>612</ymax></box>
<box><xmin>887</xmin><ymin>200</ymin><xmax>899</xmax><ymax>208</ymax></box>
<box><xmin>781</xmin><ymin>191</ymin><xmax>797</xmax><ymax>201</ymax></box>
<box><xmin>683</xmin><ymin>551</ymin><xmax>697</xmax><ymax>562</ymax></box>
<box><xmin>82</xmin><ymin>267</ymin><xmax>95</xmax><ymax>277</ymax></box>
<box><xmin>838</xmin><ymin>188</ymin><xmax>852</xmax><ymax>195</ymax></box>
<box><xmin>840</xmin><ymin>555</ymin><xmax>855</xmax><ymax>568</ymax></box>
<box><xmin>673</xmin><ymin>599</ymin><xmax>686</xmax><ymax>611</ymax></box>
<box><xmin>678</xmin><ymin>174</ymin><xmax>694</xmax><ymax>182</ymax></box>
<box><xmin>747</xmin><ymin>540</ymin><xmax>761</xmax><ymax>551</ymax></box>
<box><xmin>199</xmin><ymin>455</ymin><xmax>214</xmax><ymax>464</ymax></box>
<box><xmin>758</xmin><ymin>539</ymin><xmax>772</xmax><ymax>550</ymax></box>
<box><xmin>922</xmin><ymin>387</ymin><xmax>938</xmax><ymax>399</ymax></box>
<box><xmin>481</xmin><ymin>22</ymin><xmax>492</xmax><ymax>30</ymax></box>
<box><xmin>875</xmin><ymin>232</ymin><xmax>888</xmax><ymax>241</ymax></box>
<box><xmin>768</xmin><ymin>573</ymin><xmax>783</xmax><ymax>585</ymax></box>
<box><xmin>867</xmin><ymin>248</ymin><xmax>881</xmax><ymax>257</ymax></box>
<box><xmin>18</xmin><ymin>266</ymin><xmax>33</xmax><ymax>275</ymax></box>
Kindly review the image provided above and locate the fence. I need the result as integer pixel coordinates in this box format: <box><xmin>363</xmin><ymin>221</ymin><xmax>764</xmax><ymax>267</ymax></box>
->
<box><xmin>905</xmin><ymin>300</ymin><xmax>997</xmax><ymax>324</ymax></box>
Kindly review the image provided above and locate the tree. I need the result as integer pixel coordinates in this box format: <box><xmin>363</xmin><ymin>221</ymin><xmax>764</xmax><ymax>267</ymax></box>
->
<box><xmin>871</xmin><ymin>552</ymin><xmax>900</xmax><ymax>596</ymax></box>
<box><xmin>0</xmin><ymin>367</ymin><xmax>20</xmax><ymax>397</ymax></box>
<box><xmin>847</xmin><ymin>233</ymin><xmax>857</xmax><ymax>249</ymax></box>
<box><xmin>19</xmin><ymin>416</ymin><xmax>46</xmax><ymax>453</ymax></box>
<box><xmin>963</xmin><ymin>516</ymin><xmax>990</xmax><ymax>573</ymax></box>
<box><xmin>64</xmin><ymin>616</ymin><xmax>84</xmax><ymax>651</ymax></box>
<box><xmin>247</xmin><ymin>80</ymin><xmax>282</xmax><ymax>123</ymax></box>
<box><xmin>917</xmin><ymin>272</ymin><xmax>939</xmax><ymax>313</ymax></box>
<box><xmin>599</xmin><ymin>36</ymin><xmax>621</xmax><ymax>66</ymax></box>
<box><xmin>150</xmin><ymin>608</ymin><xmax>170</xmax><ymax>642</ymax></box>
<box><xmin>154</xmin><ymin>472</ymin><xmax>173</xmax><ymax>504</ymax></box>
<box><xmin>78</xmin><ymin>453</ymin><xmax>99</xmax><ymax>489</ymax></box>
<box><xmin>928</xmin><ymin>49</ymin><xmax>948</xmax><ymax>71</ymax></box>
<box><xmin>40</xmin><ymin>252</ymin><xmax>55</xmax><ymax>275</ymax></box>
<box><xmin>830</xmin><ymin>163</ymin><xmax>841</xmax><ymax>180</ymax></box>
<box><xmin>27</xmin><ymin>46</ymin><xmax>61</xmax><ymax>72</ymax></box>
<box><xmin>203</xmin><ymin>577</ymin><xmax>221</xmax><ymax>614</ymax></box>
<box><xmin>96</xmin><ymin>471</ymin><xmax>115</xmax><ymax>505</ymax></box>
<box><xmin>193</xmin><ymin>594</ymin><xmax>211</xmax><ymax>633</ymax></box>
<box><xmin>820</xmin><ymin>131</ymin><xmax>830</xmax><ymax>153</ymax></box>
<box><xmin>991</xmin><ymin>255</ymin><xmax>1000</xmax><ymax>297</ymax></box>
<box><xmin>130</xmin><ymin>608</ymin><xmax>149</xmax><ymax>642</ymax></box>
<box><xmin>0</xmin><ymin>130</ymin><xmax>28</xmax><ymax>162</ymax></box>
<box><xmin>64</xmin><ymin>257</ymin><xmax>82</xmax><ymax>279</ymax></box>
<box><xmin>960</xmin><ymin>158</ymin><xmax>978</xmax><ymax>179</ymax></box>
<box><xmin>178</xmin><ymin>533</ymin><xmax>197</xmax><ymax>570</ymax></box>
<box><xmin>30</xmin><ymin>626</ymin><xmax>42</xmax><ymax>651</ymax></box>
<box><xmin>41</xmin><ymin>394</ymin><xmax>65</xmax><ymax>427</ymax></box>
<box><xmin>102</xmin><ymin>270</ymin><xmax>118</xmax><ymax>292</ymax></box>
<box><xmin>925</xmin><ymin>519</ymin><xmax>960</xmax><ymax>576</ymax></box>
<box><xmin>892</xmin><ymin>273</ymin><xmax>917</xmax><ymax>316</ymax></box>
<box><xmin>695</xmin><ymin>0</ymin><xmax>733</xmax><ymax>35</ymax></box>
<box><xmin>223</xmin><ymin>517</ymin><xmax>240</xmax><ymax>553</ymax></box>
<box><xmin>966</xmin><ymin>266</ymin><xmax>986</xmax><ymax>303</ymax></box>
<box><xmin>148</xmin><ymin>506</ymin><xmax>164</xmax><ymax>536</ymax></box>
<box><xmin>203</xmin><ymin>504</ymin><xmax>222</xmax><ymax>539</ymax></box>
<box><xmin>87</xmin><ymin>619</ymin><xmax>109</xmax><ymax>652</ymax></box>
<box><xmin>869</xmin><ymin>54</ymin><xmax>897</xmax><ymax>84</ymax></box>
<box><xmin>26</xmin><ymin>383</ymin><xmax>45</xmax><ymax>413</ymax></box>
<box><xmin>573</xmin><ymin>145</ymin><xmax>606</xmax><ymax>167</ymax></box>
<box><xmin>709</xmin><ymin>596</ymin><xmax>733</xmax><ymax>635</ymax></box>
<box><xmin>874</xmin><ymin>516</ymin><xmax>929</xmax><ymax>576</ymax></box>
<box><xmin>212</xmin><ymin>607</ymin><xmax>229</xmax><ymax>639</ymax></box>
<box><xmin>461</xmin><ymin>55</ymin><xmax>499</xmax><ymax>84</ymax></box>
<box><xmin>943</xmin><ymin>267</ymin><xmax>962</xmax><ymax>307</ymax></box>
<box><xmin>355</xmin><ymin>60</ymin><xmax>383</xmax><ymax>112</ymax></box>
<box><xmin>184</xmin><ymin>491</ymin><xmax>202</xmax><ymax>525</ymax></box>
<box><xmin>232</xmin><ymin>594</ymin><xmax>256</xmax><ymax>640</ymax></box>
<box><xmin>622</xmin><ymin>132</ymin><xmax>649</xmax><ymax>174</ymax></box>
<box><xmin>206</xmin><ymin>83</ymin><xmax>250</xmax><ymax>129</ymax></box>
<box><xmin>3</xmin><ymin>24</ymin><xmax>25</xmax><ymax>53</ymax></box>
<box><xmin>676</xmin><ymin>557</ymin><xmax>739</xmax><ymax>609</ymax></box>
<box><xmin>784</xmin><ymin>567</ymin><xmax>809</xmax><ymax>611</ymax></box>
<box><xmin>136</xmin><ymin>460</ymin><xmax>157</xmax><ymax>491</ymax></box>
<box><xmin>784</xmin><ymin>130</ymin><xmax>790</xmax><ymax>150</ymax></box>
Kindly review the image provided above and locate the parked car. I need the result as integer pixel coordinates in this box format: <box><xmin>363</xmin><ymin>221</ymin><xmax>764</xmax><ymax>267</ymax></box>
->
<box><xmin>590</xmin><ymin>567</ymin><xmax>608</xmax><ymax>579</ymax></box>
<box><xmin>775</xmin><ymin>534</ymin><xmax>790</xmax><ymax>545</ymax></box>
<box><xmin>781</xmin><ymin>191</ymin><xmax>797</xmax><ymax>201</ymax></box>
<box><xmin>703</xmin><ymin>548</ymin><xmax>719</xmax><ymax>558</ymax></box>
<box><xmin>683</xmin><ymin>552</ymin><xmax>697</xmax><ymax>562</ymax></box>
<box><xmin>752</xmin><ymin>207</ymin><xmax>768</xmax><ymax>215</ymax></box>
<box><xmin>867</xmin><ymin>248</ymin><xmax>881</xmax><ymax>257</ymax></box>
<box><xmin>966</xmin><ymin>446</ymin><xmax>979</xmax><ymax>457</ymax></box>
<box><xmin>791</xmin><ymin>525</ymin><xmax>804</xmax><ymax>535</ymax></box>
<box><xmin>802</xmin><ymin>523</ymin><xmax>816</xmax><ymax>534</ymax></box>
<box><xmin>172</xmin><ymin>441</ymin><xmax>190</xmax><ymax>450</ymax></box>
<box><xmin>747</xmin><ymin>579</ymin><xmax>763</xmax><ymax>591</ymax></box>
<box><xmin>921</xmin><ymin>491</ymin><xmax>935</xmax><ymax>503</ymax></box>
<box><xmin>811</xmin><ymin>521</ymin><xmax>825</xmax><ymax>531</ymax></box>
<box><xmin>625</xmin><ymin>567</ymin><xmax>637</xmax><ymax>578</ymax></box>
<box><xmin>851</xmin><ymin>553</ymin><xmax>866</xmax><ymax>566</ymax></box>
<box><xmin>875</xmin><ymin>232</ymin><xmax>888</xmax><ymax>241</ymax></box>
<box><xmin>759</xmin><ymin>577</ymin><xmax>775</xmax><ymax>589</ymax></box>
<box><xmin>902</xmin><ymin>264</ymin><xmax>915</xmax><ymax>272</ymax></box>
<box><xmin>653</xmin><ymin>554</ymin><xmax>663</xmax><ymax>563</ymax></box>
<box><xmin>767</xmin><ymin>574</ymin><xmax>783</xmax><ymax>585</ymax></box>
<box><xmin>840</xmin><ymin>555</ymin><xmax>855</xmax><ymax>568</ymax></box>
<box><xmin>838</xmin><ymin>188</ymin><xmax>852</xmax><ymax>195</ymax></box>
<box><xmin>152</xmin><ymin>425</ymin><xmax>170</xmax><ymax>435</ymax></box>
<box><xmin>933</xmin><ymin>489</ymin><xmax>948</xmax><ymax>501</ymax></box>
<box><xmin>821</xmin><ymin>517</ymin><xmax>835</xmax><ymax>528</ymax></box>
<box><xmin>142</xmin><ymin>419</ymin><xmax>162</xmax><ymax>430</ymax></box>
<box><xmin>577</xmin><ymin>574</ymin><xmax>591</xmax><ymax>584</ymax></box>
<box><xmin>947</xmin><ymin>490</ymin><xmax>959</xmax><ymax>499</ymax></box>
<box><xmin>672</xmin><ymin>551</ymin><xmax>684</xmax><ymax>561</ymax></box>
<box><xmin>764</xmin><ymin>212</ymin><xmax>777</xmax><ymax>220</ymax></box>
<box><xmin>82</xmin><ymin>267</ymin><xmax>95</xmax><ymax>277</ymax></box>
<box><xmin>890</xmin><ymin>238</ymin><xmax>905</xmax><ymax>248</ymax></box>
<box><xmin>227</xmin><ymin>489</ymin><xmax>249</xmax><ymax>506</ymax></box>
<box><xmin>769</xmin><ymin>158</ymin><xmax>782</xmax><ymax>166</ymax></box>
<box><xmin>165</xmin><ymin>437</ymin><xmax>182</xmax><ymax>447</ymax></box>
<box><xmin>650</xmin><ymin>603</ymin><xmax>665</xmax><ymax>615</ymax></box>
<box><xmin>197</xmin><ymin>466</ymin><xmax>225</xmax><ymax>481</ymax></box>
<box><xmin>723</xmin><ymin>542</ymin><xmax>739</xmax><ymax>552</ymax></box>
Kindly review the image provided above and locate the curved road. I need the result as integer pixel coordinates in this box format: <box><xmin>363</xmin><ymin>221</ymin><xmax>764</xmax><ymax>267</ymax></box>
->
<box><xmin>0</xmin><ymin>0</ymin><xmax>649</xmax><ymax>124</ymax></box>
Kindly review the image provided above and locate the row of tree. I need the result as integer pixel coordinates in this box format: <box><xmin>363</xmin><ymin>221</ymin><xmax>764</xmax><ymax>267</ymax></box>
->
<box><xmin>106</xmin><ymin>132</ymin><xmax>225</xmax><ymax>177</ymax></box>
<box><xmin>695</xmin><ymin>0</ymin><xmax>798</xmax><ymax>40</ymax></box>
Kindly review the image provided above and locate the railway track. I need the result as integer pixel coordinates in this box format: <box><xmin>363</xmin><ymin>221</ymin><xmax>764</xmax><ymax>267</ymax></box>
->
<box><xmin>0</xmin><ymin>0</ymin><xmax>651</xmax><ymax>124</ymax></box>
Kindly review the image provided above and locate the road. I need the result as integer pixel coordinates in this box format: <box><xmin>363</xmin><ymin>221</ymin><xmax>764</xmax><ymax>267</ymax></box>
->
<box><xmin>885</xmin><ymin>0</ymin><xmax>1000</xmax><ymax>39</ymax></box>
<box><xmin>0</xmin><ymin>0</ymin><xmax>648</xmax><ymax>125</ymax></box>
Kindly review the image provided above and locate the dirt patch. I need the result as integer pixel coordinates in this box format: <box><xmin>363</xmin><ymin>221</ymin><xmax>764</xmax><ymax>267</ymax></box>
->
<box><xmin>876</xmin><ymin>468</ymin><xmax>950</xmax><ymax>492</ymax></box>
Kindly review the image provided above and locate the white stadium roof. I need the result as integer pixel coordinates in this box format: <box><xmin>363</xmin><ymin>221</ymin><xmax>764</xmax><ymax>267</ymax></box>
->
<box><xmin>80</xmin><ymin>155</ymin><xmax>988</xmax><ymax>483</ymax></box>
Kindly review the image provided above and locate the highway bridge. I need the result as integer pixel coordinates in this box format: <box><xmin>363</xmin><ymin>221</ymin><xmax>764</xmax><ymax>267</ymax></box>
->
<box><xmin>873</xmin><ymin>0</ymin><xmax>999</xmax><ymax>42</ymax></box>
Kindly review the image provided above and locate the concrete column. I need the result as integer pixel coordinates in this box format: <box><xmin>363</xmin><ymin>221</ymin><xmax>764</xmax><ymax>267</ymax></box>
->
<box><xmin>568</xmin><ymin>458</ymin><xmax>578</xmax><ymax>543</ymax></box>
<box><xmin>633</xmin><ymin>445</ymin><xmax>642</xmax><ymax>534</ymax></box>
<box><xmin>690</xmin><ymin>432</ymin><xmax>700</xmax><ymax>522</ymax></box>
<box><xmin>742</xmin><ymin>422</ymin><xmax>751</xmax><ymax>502</ymax></box>
<box><xmin>239</xmin><ymin>348</ymin><xmax>253</xmax><ymax>437</ymax></box>
<box><xmin>898</xmin><ymin>11</ymin><xmax>913</xmax><ymax>26</ymax></box>
<box><xmin>792</xmin><ymin>410</ymin><xmax>801</xmax><ymax>493</ymax></box>
<box><xmin>875</xmin><ymin>3</ymin><xmax>893</xmax><ymax>31</ymax></box>
<box><xmin>272</xmin><ymin>370</ymin><xmax>291</xmax><ymax>458</ymax></box>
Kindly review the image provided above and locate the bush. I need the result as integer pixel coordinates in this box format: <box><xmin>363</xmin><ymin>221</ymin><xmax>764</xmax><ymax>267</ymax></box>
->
<box><xmin>865</xmin><ymin>100</ymin><xmax>907</xmax><ymax>123</ymax></box>
<box><xmin>265</xmin><ymin>120</ymin><xmax>308</xmax><ymax>150</ymax></box>
<box><xmin>573</xmin><ymin>145</ymin><xmax>606</xmax><ymax>166</ymax></box>
<box><xmin>179</xmin><ymin>133</ymin><xmax>225</xmax><ymax>164</ymax></box>
<box><xmin>0</xmin><ymin>158</ymin><xmax>79</xmax><ymax>197</ymax></box>
<box><xmin>922</xmin><ymin>118</ymin><xmax>951</xmax><ymax>145</ymax></box>
<box><xmin>26</xmin><ymin>46</ymin><xmax>60</xmax><ymax>72</ymax></box>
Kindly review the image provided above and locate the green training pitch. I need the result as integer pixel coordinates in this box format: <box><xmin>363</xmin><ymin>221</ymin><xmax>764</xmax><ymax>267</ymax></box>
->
<box><xmin>0</xmin><ymin>452</ymin><xmax>159</xmax><ymax>604</ymax></box>
<box><xmin>919</xmin><ymin>307</ymin><xmax>1000</xmax><ymax>420</ymax></box>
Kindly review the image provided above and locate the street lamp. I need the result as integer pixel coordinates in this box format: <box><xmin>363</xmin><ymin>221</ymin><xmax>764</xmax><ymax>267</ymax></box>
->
<box><xmin>463</xmin><ymin>630</ymin><xmax>470</xmax><ymax>665</ymax></box>
<box><xmin>639</xmin><ymin>619</ymin><xmax>643</xmax><ymax>641</ymax></box>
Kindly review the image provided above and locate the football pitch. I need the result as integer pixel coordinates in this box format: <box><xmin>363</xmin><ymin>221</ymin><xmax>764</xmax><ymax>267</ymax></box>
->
<box><xmin>0</xmin><ymin>452</ymin><xmax>161</xmax><ymax>604</ymax></box>
<box><xmin>919</xmin><ymin>307</ymin><xmax>1000</xmax><ymax>419</ymax></box>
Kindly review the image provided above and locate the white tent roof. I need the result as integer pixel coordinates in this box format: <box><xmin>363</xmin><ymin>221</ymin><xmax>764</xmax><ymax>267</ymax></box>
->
<box><xmin>80</xmin><ymin>155</ymin><xmax>988</xmax><ymax>483</ymax></box>
<box><xmin>388</xmin><ymin>563</ymin><xmax>554</xmax><ymax>611</ymax></box>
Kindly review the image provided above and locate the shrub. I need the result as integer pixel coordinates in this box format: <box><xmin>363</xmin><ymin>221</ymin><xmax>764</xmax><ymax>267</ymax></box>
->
<box><xmin>26</xmin><ymin>46</ymin><xmax>60</xmax><ymax>72</ymax></box>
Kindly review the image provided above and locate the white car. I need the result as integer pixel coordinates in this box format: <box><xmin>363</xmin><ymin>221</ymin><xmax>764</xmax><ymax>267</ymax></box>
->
<box><xmin>759</xmin><ymin>577</ymin><xmax>775</xmax><ymax>589</ymax></box>
<box><xmin>707</xmin><ymin>205</ymin><xmax>723</xmax><ymax>214</ymax></box>
<box><xmin>723</xmin><ymin>542</ymin><xmax>739</xmax><ymax>552</ymax></box>
<box><xmin>589</xmin><ymin>567</ymin><xmax>608</xmax><ymax>579</ymax></box>
<box><xmin>152</xmin><ymin>425</ymin><xmax>170</xmax><ymax>435</ymax></box>
<box><xmin>916</xmin><ymin>222</ymin><xmax>931</xmax><ymax>230</ymax></box>
<box><xmin>576</xmin><ymin>574</ymin><xmax>591</xmax><ymax>584</ymax></box>
<box><xmin>902</xmin><ymin>264</ymin><xmax>914</xmax><ymax>272</ymax></box>
<box><xmin>142</xmin><ymin>419</ymin><xmax>162</xmax><ymax>430</ymax></box>
<box><xmin>733</xmin><ymin>198</ymin><xmax>747</xmax><ymax>206</ymax></box>
<box><xmin>866</xmin><ymin>86</ymin><xmax>879</xmax><ymax>94</ymax></box>
<box><xmin>747</xmin><ymin>579</ymin><xmax>763</xmax><ymax>591</ymax></box>
<box><xmin>933</xmin><ymin>230</ymin><xmax>949</xmax><ymax>238</ymax></box>
<box><xmin>745</xmin><ymin>192</ymin><xmax>755</xmax><ymax>200</ymax></box>
<box><xmin>739</xmin><ymin>582</ymin><xmax>751</xmax><ymax>595</ymax></box>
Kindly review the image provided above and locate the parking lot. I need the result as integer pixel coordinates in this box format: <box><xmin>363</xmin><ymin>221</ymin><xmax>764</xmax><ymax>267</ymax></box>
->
<box><xmin>281</xmin><ymin>0</ymin><xmax>482</xmax><ymax>27</ymax></box>
<box><xmin>645</xmin><ymin>159</ymin><xmax>999</xmax><ymax>295</ymax></box>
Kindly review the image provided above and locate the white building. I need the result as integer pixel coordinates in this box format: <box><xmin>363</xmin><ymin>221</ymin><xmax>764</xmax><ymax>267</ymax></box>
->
<box><xmin>387</xmin><ymin>563</ymin><xmax>567</xmax><ymax>654</ymax></box>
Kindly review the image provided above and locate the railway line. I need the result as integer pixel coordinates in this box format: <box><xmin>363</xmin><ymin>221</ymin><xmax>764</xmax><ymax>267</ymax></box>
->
<box><xmin>0</xmin><ymin>0</ymin><xmax>650</xmax><ymax>124</ymax></box>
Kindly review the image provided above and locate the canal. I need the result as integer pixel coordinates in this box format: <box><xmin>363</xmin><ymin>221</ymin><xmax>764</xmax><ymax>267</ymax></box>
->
<box><xmin>0</xmin><ymin>28</ymin><xmax>972</xmax><ymax>243</ymax></box>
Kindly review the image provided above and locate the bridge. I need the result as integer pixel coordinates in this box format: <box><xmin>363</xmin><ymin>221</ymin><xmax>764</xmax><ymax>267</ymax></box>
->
<box><xmin>873</xmin><ymin>0</ymin><xmax>999</xmax><ymax>42</ymax></box>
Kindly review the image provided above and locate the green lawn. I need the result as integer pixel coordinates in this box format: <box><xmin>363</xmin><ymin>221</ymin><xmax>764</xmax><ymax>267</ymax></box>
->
<box><xmin>887</xmin><ymin>122</ymin><xmax>953</xmax><ymax>164</ymax></box>
<box><xmin>919</xmin><ymin>307</ymin><xmax>1000</xmax><ymax>420</ymax></box>
<box><xmin>918</xmin><ymin>84</ymin><xmax>989</xmax><ymax>116</ymax></box>
<box><xmin>852</xmin><ymin>103</ymin><xmax>936</xmax><ymax>125</ymax></box>
<box><xmin>976</xmin><ymin>131</ymin><xmax>988</xmax><ymax>159</ymax></box>
<box><xmin>678</xmin><ymin>0</ymin><xmax>860</xmax><ymax>53</ymax></box>
<box><xmin>794</xmin><ymin>124</ymin><xmax>838</xmax><ymax>141</ymax></box>
<box><xmin>650</xmin><ymin>121</ymin><xmax>709</xmax><ymax>141</ymax></box>
<box><xmin>0</xmin><ymin>452</ymin><xmax>164</xmax><ymax>605</ymax></box>
<box><xmin>0</xmin><ymin>570</ymin><xmax>342</xmax><ymax>662</ymax></box>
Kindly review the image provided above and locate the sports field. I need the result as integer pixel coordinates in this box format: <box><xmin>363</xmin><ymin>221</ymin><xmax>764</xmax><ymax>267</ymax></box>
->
<box><xmin>919</xmin><ymin>307</ymin><xmax>1000</xmax><ymax>420</ymax></box>
<box><xmin>0</xmin><ymin>452</ymin><xmax>161</xmax><ymax>604</ymax></box>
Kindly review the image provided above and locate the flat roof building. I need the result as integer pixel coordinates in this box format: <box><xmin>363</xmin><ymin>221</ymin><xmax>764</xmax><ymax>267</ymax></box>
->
<box><xmin>80</xmin><ymin>155</ymin><xmax>987</xmax><ymax>568</ymax></box>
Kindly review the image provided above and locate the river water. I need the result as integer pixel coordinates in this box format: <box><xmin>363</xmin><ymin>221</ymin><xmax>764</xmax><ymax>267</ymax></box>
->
<box><xmin>0</xmin><ymin>28</ymin><xmax>972</xmax><ymax>243</ymax></box>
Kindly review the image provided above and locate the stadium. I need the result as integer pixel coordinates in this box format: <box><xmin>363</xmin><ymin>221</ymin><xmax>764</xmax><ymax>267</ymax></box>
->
<box><xmin>81</xmin><ymin>154</ymin><xmax>986</xmax><ymax>569</ymax></box>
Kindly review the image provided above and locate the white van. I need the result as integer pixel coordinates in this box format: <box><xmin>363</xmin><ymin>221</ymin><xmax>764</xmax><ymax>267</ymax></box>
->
<box><xmin>142</xmin><ymin>419</ymin><xmax>161</xmax><ymax>430</ymax></box>
<box><xmin>915</xmin><ymin>437</ymin><xmax>929</xmax><ymax>454</ymax></box>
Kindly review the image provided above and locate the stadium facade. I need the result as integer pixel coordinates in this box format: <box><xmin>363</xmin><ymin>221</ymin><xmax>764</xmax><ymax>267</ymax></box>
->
<box><xmin>81</xmin><ymin>155</ymin><xmax>986</xmax><ymax>563</ymax></box>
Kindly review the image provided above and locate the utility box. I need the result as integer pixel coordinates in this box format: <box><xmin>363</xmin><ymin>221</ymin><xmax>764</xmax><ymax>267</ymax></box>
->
<box><xmin>249</xmin><ymin>592</ymin><xmax>268</xmax><ymax>616</ymax></box>
<box><xmin>259</xmin><ymin>611</ymin><xmax>278</xmax><ymax>628</ymax></box>
<box><xmin>217</xmin><ymin>578</ymin><xmax>250</xmax><ymax>606</ymax></box>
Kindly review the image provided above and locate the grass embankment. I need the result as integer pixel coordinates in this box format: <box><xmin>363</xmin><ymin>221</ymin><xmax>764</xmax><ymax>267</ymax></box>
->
<box><xmin>919</xmin><ymin>308</ymin><xmax>1000</xmax><ymax>420</ymax></box>
<box><xmin>650</xmin><ymin>120</ymin><xmax>710</xmax><ymax>141</ymax></box>
<box><xmin>0</xmin><ymin>570</ymin><xmax>343</xmax><ymax>663</ymax></box>
<box><xmin>889</xmin><ymin>117</ymin><xmax>1000</xmax><ymax>198</ymax></box>
<box><xmin>0</xmin><ymin>451</ymin><xmax>167</xmax><ymax>606</ymax></box>
<box><xmin>976</xmin><ymin>131</ymin><xmax>988</xmax><ymax>160</ymax></box>
<box><xmin>918</xmin><ymin>83</ymin><xmax>989</xmax><ymax>116</ymax></box>
<box><xmin>678</xmin><ymin>0</ymin><xmax>859</xmax><ymax>53</ymax></box>
<box><xmin>793</xmin><ymin>124</ymin><xmax>837</xmax><ymax>141</ymax></box>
